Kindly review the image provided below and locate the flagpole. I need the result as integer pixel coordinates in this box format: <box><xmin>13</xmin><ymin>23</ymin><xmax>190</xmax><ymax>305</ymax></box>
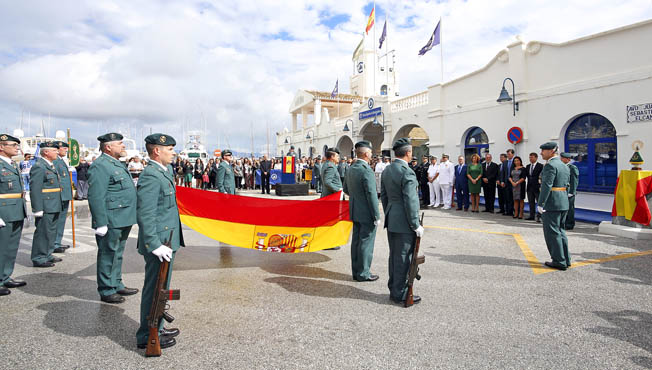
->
<box><xmin>373</xmin><ymin>1</ymin><xmax>376</xmax><ymax>97</ymax></box>
<box><xmin>440</xmin><ymin>16</ymin><xmax>444</xmax><ymax>83</ymax></box>
<box><xmin>337</xmin><ymin>77</ymin><xmax>340</xmax><ymax>119</ymax></box>
<box><xmin>385</xmin><ymin>15</ymin><xmax>389</xmax><ymax>96</ymax></box>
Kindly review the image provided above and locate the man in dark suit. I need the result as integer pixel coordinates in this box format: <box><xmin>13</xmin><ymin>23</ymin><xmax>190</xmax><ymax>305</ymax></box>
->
<box><xmin>259</xmin><ymin>154</ymin><xmax>272</xmax><ymax>194</ymax></box>
<box><xmin>525</xmin><ymin>152</ymin><xmax>544</xmax><ymax>222</ymax></box>
<box><xmin>417</xmin><ymin>155</ymin><xmax>430</xmax><ymax>208</ymax></box>
<box><xmin>500</xmin><ymin>149</ymin><xmax>516</xmax><ymax>216</ymax></box>
<box><xmin>496</xmin><ymin>153</ymin><xmax>507</xmax><ymax>214</ymax></box>
<box><xmin>454</xmin><ymin>155</ymin><xmax>469</xmax><ymax>211</ymax></box>
<box><xmin>481</xmin><ymin>153</ymin><xmax>499</xmax><ymax>212</ymax></box>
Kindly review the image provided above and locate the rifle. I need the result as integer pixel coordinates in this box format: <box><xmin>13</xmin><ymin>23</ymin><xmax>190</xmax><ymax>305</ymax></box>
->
<box><xmin>145</xmin><ymin>230</ymin><xmax>180</xmax><ymax>357</ymax></box>
<box><xmin>405</xmin><ymin>213</ymin><xmax>425</xmax><ymax>308</ymax></box>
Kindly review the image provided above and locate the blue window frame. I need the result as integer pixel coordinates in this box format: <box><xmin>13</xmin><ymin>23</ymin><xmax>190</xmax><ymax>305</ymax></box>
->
<box><xmin>565</xmin><ymin>114</ymin><xmax>617</xmax><ymax>193</ymax></box>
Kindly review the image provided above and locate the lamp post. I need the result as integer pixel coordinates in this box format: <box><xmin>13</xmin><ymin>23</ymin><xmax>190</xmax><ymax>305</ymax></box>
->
<box><xmin>305</xmin><ymin>129</ymin><xmax>314</xmax><ymax>141</ymax></box>
<box><xmin>343</xmin><ymin>119</ymin><xmax>353</xmax><ymax>132</ymax></box>
<box><xmin>497</xmin><ymin>77</ymin><xmax>519</xmax><ymax>116</ymax></box>
<box><xmin>372</xmin><ymin>111</ymin><xmax>385</xmax><ymax>128</ymax></box>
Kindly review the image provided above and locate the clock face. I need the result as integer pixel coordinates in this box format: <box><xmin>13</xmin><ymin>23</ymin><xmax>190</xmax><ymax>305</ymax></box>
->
<box><xmin>357</xmin><ymin>62</ymin><xmax>364</xmax><ymax>73</ymax></box>
<box><xmin>368</xmin><ymin>98</ymin><xmax>374</xmax><ymax>110</ymax></box>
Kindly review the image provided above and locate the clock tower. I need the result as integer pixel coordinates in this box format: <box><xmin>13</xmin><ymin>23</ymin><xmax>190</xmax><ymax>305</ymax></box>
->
<box><xmin>349</xmin><ymin>35</ymin><xmax>400</xmax><ymax>99</ymax></box>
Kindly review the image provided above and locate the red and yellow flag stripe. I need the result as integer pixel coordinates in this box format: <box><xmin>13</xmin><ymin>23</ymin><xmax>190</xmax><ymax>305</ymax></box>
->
<box><xmin>176</xmin><ymin>187</ymin><xmax>352</xmax><ymax>252</ymax></box>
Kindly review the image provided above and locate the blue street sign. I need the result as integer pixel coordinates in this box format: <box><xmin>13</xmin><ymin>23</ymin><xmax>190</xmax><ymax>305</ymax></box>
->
<box><xmin>359</xmin><ymin>107</ymin><xmax>381</xmax><ymax>120</ymax></box>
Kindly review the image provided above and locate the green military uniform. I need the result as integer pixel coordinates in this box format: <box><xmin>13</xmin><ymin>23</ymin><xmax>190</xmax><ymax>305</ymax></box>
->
<box><xmin>539</xmin><ymin>143</ymin><xmax>571</xmax><ymax>269</ymax></box>
<box><xmin>320</xmin><ymin>156</ymin><xmax>342</xmax><ymax>198</ymax></box>
<box><xmin>313</xmin><ymin>159</ymin><xmax>322</xmax><ymax>193</ymax></box>
<box><xmin>380</xmin><ymin>138</ymin><xmax>421</xmax><ymax>301</ymax></box>
<box><xmin>343</xmin><ymin>141</ymin><xmax>380</xmax><ymax>281</ymax></box>
<box><xmin>563</xmin><ymin>154</ymin><xmax>579</xmax><ymax>230</ymax></box>
<box><xmin>0</xmin><ymin>135</ymin><xmax>27</xmax><ymax>288</ymax></box>
<box><xmin>216</xmin><ymin>152</ymin><xmax>235</xmax><ymax>194</ymax></box>
<box><xmin>88</xmin><ymin>134</ymin><xmax>137</xmax><ymax>298</ymax></box>
<box><xmin>29</xmin><ymin>144</ymin><xmax>63</xmax><ymax>265</ymax></box>
<box><xmin>136</xmin><ymin>134</ymin><xmax>185</xmax><ymax>346</ymax></box>
<box><xmin>53</xmin><ymin>142</ymin><xmax>74</xmax><ymax>251</ymax></box>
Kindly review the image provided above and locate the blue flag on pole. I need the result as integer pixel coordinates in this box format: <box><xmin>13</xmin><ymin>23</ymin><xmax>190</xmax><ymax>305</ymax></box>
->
<box><xmin>379</xmin><ymin>20</ymin><xmax>387</xmax><ymax>49</ymax></box>
<box><xmin>418</xmin><ymin>20</ymin><xmax>441</xmax><ymax>56</ymax></box>
<box><xmin>330</xmin><ymin>79</ymin><xmax>338</xmax><ymax>98</ymax></box>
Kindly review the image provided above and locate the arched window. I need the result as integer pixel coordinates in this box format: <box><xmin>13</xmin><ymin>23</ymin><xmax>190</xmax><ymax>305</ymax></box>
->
<box><xmin>565</xmin><ymin>113</ymin><xmax>617</xmax><ymax>193</ymax></box>
<box><xmin>464</xmin><ymin>127</ymin><xmax>489</xmax><ymax>164</ymax></box>
<box><xmin>380</xmin><ymin>85</ymin><xmax>388</xmax><ymax>96</ymax></box>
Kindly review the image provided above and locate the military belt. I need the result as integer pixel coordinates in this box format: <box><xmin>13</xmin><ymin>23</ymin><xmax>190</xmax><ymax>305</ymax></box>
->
<box><xmin>42</xmin><ymin>188</ymin><xmax>62</xmax><ymax>193</ymax></box>
<box><xmin>0</xmin><ymin>193</ymin><xmax>23</xmax><ymax>199</ymax></box>
<box><xmin>551</xmin><ymin>187</ymin><xmax>567</xmax><ymax>191</ymax></box>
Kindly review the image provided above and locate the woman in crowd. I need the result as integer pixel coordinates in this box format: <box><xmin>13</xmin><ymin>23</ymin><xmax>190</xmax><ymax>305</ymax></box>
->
<box><xmin>194</xmin><ymin>159</ymin><xmax>205</xmax><ymax>189</ymax></box>
<box><xmin>466</xmin><ymin>153</ymin><xmax>483</xmax><ymax>213</ymax></box>
<box><xmin>206</xmin><ymin>158</ymin><xmax>215</xmax><ymax>189</ymax></box>
<box><xmin>173</xmin><ymin>156</ymin><xmax>183</xmax><ymax>186</ymax></box>
<box><xmin>509</xmin><ymin>156</ymin><xmax>527</xmax><ymax>219</ymax></box>
<box><xmin>233</xmin><ymin>159</ymin><xmax>243</xmax><ymax>190</ymax></box>
<box><xmin>183</xmin><ymin>159</ymin><xmax>194</xmax><ymax>187</ymax></box>
<box><xmin>243</xmin><ymin>158</ymin><xmax>253</xmax><ymax>190</ymax></box>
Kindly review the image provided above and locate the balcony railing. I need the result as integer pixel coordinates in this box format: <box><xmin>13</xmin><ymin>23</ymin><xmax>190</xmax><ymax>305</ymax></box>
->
<box><xmin>390</xmin><ymin>91</ymin><xmax>429</xmax><ymax>113</ymax></box>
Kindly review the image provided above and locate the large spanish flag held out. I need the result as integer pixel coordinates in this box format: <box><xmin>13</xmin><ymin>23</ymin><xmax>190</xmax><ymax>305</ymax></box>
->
<box><xmin>176</xmin><ymin>187</ymin><xmax>352</xmax><ymax>253</ymax></box>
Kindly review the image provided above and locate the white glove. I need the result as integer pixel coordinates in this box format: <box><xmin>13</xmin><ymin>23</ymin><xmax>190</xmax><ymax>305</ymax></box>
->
<box><xmin>340</xmin><ymin>191</ymin><xmax>345</xmax><ymax>200</ymax></box>
<box><xmin>33</xmin><ymin>211</ymin><xmax>44</xmax><ymax>218</ymax></box>
<box><xmin>415</xmin><ymin>225</ymin><xmax>424</xmax><ymax>238</ymax></box>
<box><xmin>95</xmin><ymin>225</ymin><xmax>108</xmax><ymax>236</ymax></box>
<box><xmin>0</xmin><ymin>218</ymin><xmax>5</xmax><ymax>228</ymax></box>
<box><xmin>374</xmin><ymin>219</ymin><xmax>381</xmax><ymax>227</ymax></box>
<box><xmin>537</xmin><ymin>206</ymin><xmax>546</xmax><ymax>214</ymax></box>
<box><xmin>152</xmin><ymin>245</ymin><xmax>173</xmax><ymax>262</ymax></box>
<box><xmin>568</xmin><ymin>194</ymin><xmax>574</xmax><ymax>198</ymax></box>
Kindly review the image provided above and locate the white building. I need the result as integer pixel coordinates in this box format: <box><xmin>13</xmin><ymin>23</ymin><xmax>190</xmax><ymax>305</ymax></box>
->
<box><xmin>278</xmin><ymin>19</ymin><xmax>652</xmax><ymax>216</ymax></box>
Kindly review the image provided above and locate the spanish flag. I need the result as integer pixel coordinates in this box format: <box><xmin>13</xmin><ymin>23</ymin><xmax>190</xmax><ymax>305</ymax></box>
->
<box><xmin>176</xmin><ymin>187</ymin><xmax>352</xmax><ymax>252</ymax></box>
<box><xmin>365</xmin><ymin>6</ymin><xmax>375</xmax><ymax>34</ymax></box>
<box><xmin>611</xmin><ymin>170</ymin><xmax>652</xmax><ymax>226</ymax></box>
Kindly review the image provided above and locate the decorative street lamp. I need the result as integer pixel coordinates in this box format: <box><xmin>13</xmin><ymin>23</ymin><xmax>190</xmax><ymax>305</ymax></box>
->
<box><xmin>497</xmin><ymin>77</ymin><xmax>519</xmax><ymax>116</ymax></box>
<box><xmin>305</xmin><ymin>129</ymin><xmax>314</xmax><ymax>141</ymax></box>
<box><xmin>343</xmin><ymin>119</ymin><xmax>353</xmax><ymax>132</ymax></box>
<box><xmin>372</xmin><ymin>112</ymin><xmax>385</xmax><ymax>127</ymax></box>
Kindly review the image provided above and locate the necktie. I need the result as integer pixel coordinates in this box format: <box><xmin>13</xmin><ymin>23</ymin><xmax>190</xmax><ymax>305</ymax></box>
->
<box><xmin>530</xmin><ymin>164</ymin><xmax>533</xmax><ymax>176</ymax></box>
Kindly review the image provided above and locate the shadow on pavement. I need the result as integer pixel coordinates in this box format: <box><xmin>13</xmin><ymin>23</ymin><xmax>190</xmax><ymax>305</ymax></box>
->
<box><xmin>261</xmin><ymin>265</ymin><xmax>352</xmax><ymax>282</ymax></box>
<box><xmin>424</xmin><ymin>252</ymin><xmax>532</xmax><ymax>269</ymax></box>
<box><xmin>36</xmin><ymin>300</ymin><xmax>141</xmax><ymax>355</ymax></box>
<box><xmin>17</xmin><ymin>272</ymin><xmax>99</xmax><ymax>301</ymax></box>
<box><xmin>264</xmin><ymin>276</ymin><xmax>392</xmax><ymax>306</ymax></box>
<box><xmin>587</xmin><ymin>310</ymin><xmax>652</xmax><ymax>368</ymax></box>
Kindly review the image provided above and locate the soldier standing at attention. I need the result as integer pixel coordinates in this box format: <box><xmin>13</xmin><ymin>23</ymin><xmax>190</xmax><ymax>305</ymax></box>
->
<box><xmin>29</xmin><ymin>141</ymin><xmax>63</xmax><ymax>267</ymax></box>
<box><xmin>560</xmin><ymin>152</ymin><xmax>579</xmax><ymax>230</ymax></box>
<box><xmin>0</xmin><ymin>134</ymin><xmax>28</xmax><ymax>296</ymax></box>
<box><xmin>538</xmin><ymin>142</ymin><xmax>571</xmax><ymax>271</ymax></box>
<box><xmin>52</xmin><ymin>141</ymin><xmax>73</xmax><ymax>254</ymax></box>
<box><xmin>343</xmin><ymin>141</ymin><xmax>380</xmax><ymax>282</ymax></box>
<box><xmin>313</xmin><ymin>156</ymin><xmax>322</xmax><ymax>194</ymax></box>
<box><xmin>87</xmin><ymin>133</ymin><xmax>139</xmax><ymax>304</ymax></box>
<box><xmin>216</xmin><ymin>149</ymin><xmax>236</xmax><ymax>194</ymax></box>
<box><xmin>321</xmin><ymin>147</ymin><xmax>343</xmax><ymax>250</ymax></box>
<box><xmin>381</xmin><ymin>138</ymin><xmax>424</xmax><ymax>304</ymax></box>
<box><xmin>136</xmin><ymin>134</ymin><xmax>185</xmax><ymax>351</ymax></box>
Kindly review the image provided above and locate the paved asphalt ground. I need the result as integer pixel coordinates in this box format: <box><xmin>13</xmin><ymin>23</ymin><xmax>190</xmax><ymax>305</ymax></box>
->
<box><xmin>1</xmin><ymin>189</ymin><xmax>651</xmax><ymax>369</ymax></box>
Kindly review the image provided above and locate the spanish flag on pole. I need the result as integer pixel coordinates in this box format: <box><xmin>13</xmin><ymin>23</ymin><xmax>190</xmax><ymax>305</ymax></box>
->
<box><xmin>176</xmin><ymin>187</ymin><xmax>352</xmax><ymax>252</ymax></box>
<box><xmin>365</xmin><ymin>6</ymin><xmax>375</xmax><ymax>34</ymax></box>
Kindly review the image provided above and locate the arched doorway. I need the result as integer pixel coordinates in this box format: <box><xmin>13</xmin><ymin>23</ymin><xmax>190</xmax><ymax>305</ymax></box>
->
<box><xmin>565</xmin><ymin>113</ymin><xmax>617</xmax><ymax>193</ymax></box>
<box><xmin>463</xmin><ymin>127</ymin><xmax>489</xmax><ymax>164</ymax></box>
<box><xmin>360</xmin><ymin>121</ymin><xmax>384</xmax><ymax>156</ymax></box>
<box><xmin>309</xmin><ymin>146</ymin><xmax>316</xmax><ymax>158</ymax></box>
<box><xmin>393</xmin><ymin>124</ymin><xmax>429</xmax><ymax>160</ymax></box>
<box><xmin>336</xmin><ymin>136</ymin><xmax>354</xmax><ymax>159</ymax></box>
<box><xmin>297</xmin><ymin>148</ymin><xmax>302</xmax><ymax>158</ymax></box>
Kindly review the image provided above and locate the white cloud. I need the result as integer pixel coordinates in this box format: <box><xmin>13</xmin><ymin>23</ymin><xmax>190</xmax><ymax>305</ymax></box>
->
<box><xmin>0</xmin><ymin>0</ymin><xmax>651</xmax><ymax>152</ymax></box>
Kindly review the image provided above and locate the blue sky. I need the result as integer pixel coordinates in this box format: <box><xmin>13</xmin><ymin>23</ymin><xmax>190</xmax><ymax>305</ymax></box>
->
<box><xmin>0</xmin><ymin>0</ymin><xmax>651</xmax><ymax>153</ymax></box>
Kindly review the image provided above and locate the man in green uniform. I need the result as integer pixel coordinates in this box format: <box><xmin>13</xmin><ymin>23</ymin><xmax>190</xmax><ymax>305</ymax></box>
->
<box><xmin>313</xmin><ymin>156</ymin><xmax>322</xmax><ymax>193</ymax></box>
<box><xmin>136</xmin><ymin>133</ymin><xmax>185</xmax><ymax>351</ymax></box>
<box><xmin>52</xmin><ymin>141</ymin><xmax>73</xmax><ymax>254</ymax></box>
<box><xmin>0</xmin><ymin>134</ymin><xmax>28</xmax><ymax>296</ymax></box>
<box><xmin>560</xmin><ymin>152</ymin><xmax>579</xmax><ymax>230</ymax></box>
<box><xmin>381</xmin><ymin>138</ymin><xmax>424</xmax><ymax>304</ymax></box>
<box><xmin>216</xmin><ymin>149</ymin><xmax>236</xmax><ymax>194</ymax></box>
<box><xmin>88</xmin><ymin>133</ymin><xmax>139</xmax><ymax>304</ymax></box>
<box><xmin>29</xmin><ymin>141</ymin><xmax>63</xmax><ymax>267</ymax></box>
<box><xmin>343</xmin><ymin>141</ymin><xmax>380</xmax><ymax>282</ymax></box>
<box><xmin>538</xmin><ymin>142</ymin><xmax>571</xmax><ymax>271</ymax></box>
<box><xmin>320</xmin><ymin>147</ymin><xmax>341</xmax><ymax>198</ymax></box>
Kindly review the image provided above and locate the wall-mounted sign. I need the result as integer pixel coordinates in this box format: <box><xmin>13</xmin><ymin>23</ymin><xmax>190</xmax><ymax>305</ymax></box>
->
<box><xmin>627</xmin><ymin>103</ymin><xmax>652</xmax><ymax>123</ymax></box>
<box><xmin>367</xmin><ymin>97</ymin><xmax>375</xmax><ymax>109</ymax></box>
<box><xmin>507</xmin><ymin>126</ymin><xmax>523</xmax><ymax>144</ymax></box>
<box><xmin>359</xmin><ymin>107</ymin><xmax>381</xmax><ymax>120</ymax></box>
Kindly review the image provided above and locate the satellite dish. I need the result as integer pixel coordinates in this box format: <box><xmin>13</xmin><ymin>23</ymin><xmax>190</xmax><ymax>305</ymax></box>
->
<box><xmin>55</xmin><ymin>130</ymin><xmax>66</xmax><ymax>139</ymax></box>
<box><xmin>13</xmin><ymin>129</ymin><xmax>24</xmax><ymax>138</ymax></box>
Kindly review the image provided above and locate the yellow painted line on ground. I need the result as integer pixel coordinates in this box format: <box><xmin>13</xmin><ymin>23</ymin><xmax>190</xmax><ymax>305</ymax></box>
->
<box><xmin>424</xmin><ymin>225</ymin><xmax>652</xmax><ymax>275</ymax></box>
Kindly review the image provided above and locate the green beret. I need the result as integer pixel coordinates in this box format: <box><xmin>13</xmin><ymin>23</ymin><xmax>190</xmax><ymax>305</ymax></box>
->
<box><xmin>392</xmin><ymin>137</ymin><xmax>411</xmax><ymax>151</ymax></box>
<box><xmin>539</xmin><ymin>141</ymin><xmax>558</xmax><ymax>150</ymax></box>
<box><xmin>326</xmin><ymin>147</ymin><xmax>340</xmax><ymax>154</ymax></box>
<box><xmin>39</xmin><ymin>141</ymin><xmax>58</xmax><ymax>149</ymax></box>
<box><xmin>0</xmin><ymin>134</ymin><xmax>20</xmax><ymax>144</ymax></box>
<box><xmin>290</xmin><ymin>145</ymin><xmax>295</xmax><ymax>149</ymax></box>
<box><xmin>222</xmin><ymin>149</ymin><xmax>232</xmax><ymax>157</ymax></box>
<box><xmin>145</xmin><ymin>133</ymin><xmax>176</xmax><ymax>146</ymax></box>
<box><xmin>55</xmin><ymin>140</ymin><xmax>69</xmax><ymax>148</ymax></box>
<box><xmin>316</xmin><ymin>156</ymin><xmax>321</xmax><ymax>160</ymax></box>
<box><xmin>560</xmin><ymin>152</ymin><xmax>572</xmax><ymax>158</ymax></box>
<box><xmin>97</xmin><ymin>133</ymin><xmax>123</xmax><ymax>143</ymax></box>
<box><xmin>354</xmin><ymin>140</ymin><xmax>372</xmax><ymax>149</ymax></box>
